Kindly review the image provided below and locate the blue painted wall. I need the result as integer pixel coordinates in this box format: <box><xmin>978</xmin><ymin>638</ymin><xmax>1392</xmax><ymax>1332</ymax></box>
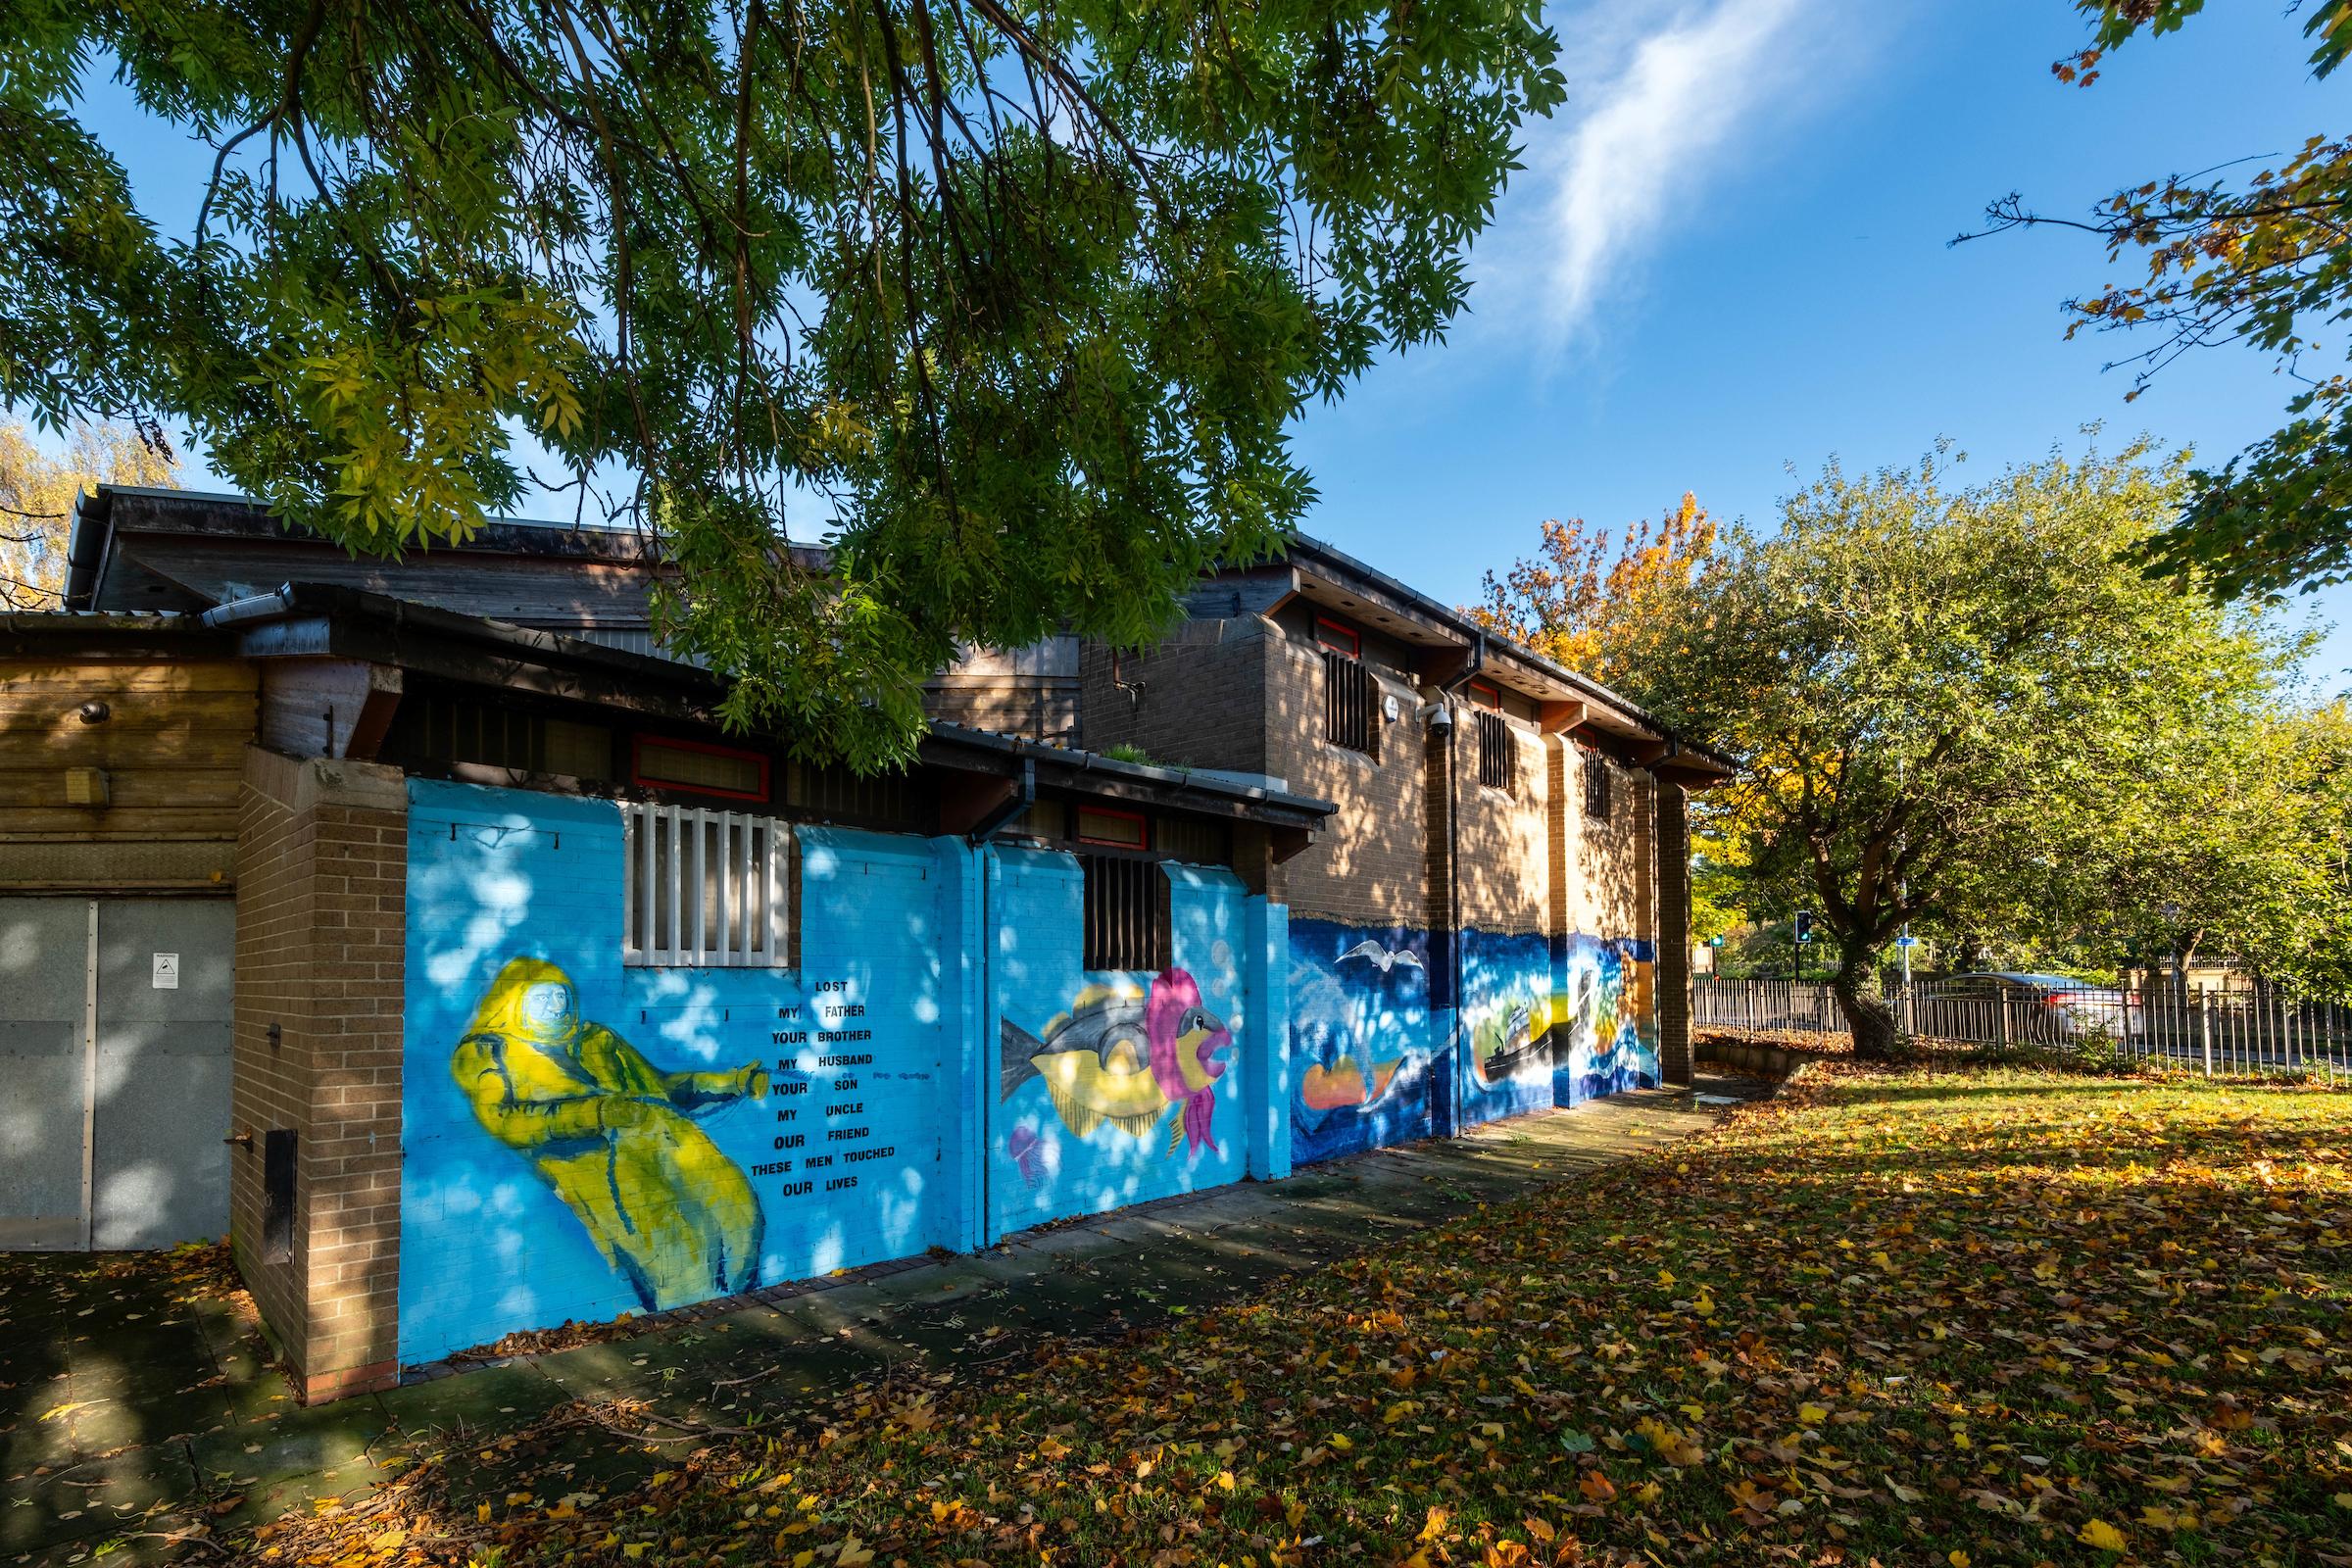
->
<box><xmin>1555</xmin><ymin>936</ymin><xmax>1660</xmax><ymax>1105</ymax></box>
<box><xmin>1457</xmin><ymin>928</ymin><xmax>1557</xmax><ymax>1128</ymax></box>
<box><xmin>392</xmin><ymin>777</ymin><xmax>1662</xmax><ymax>1365</ymax></box>
<box><xmin>986</xmin><ymin>852</ymin><xmax>1253</xmax><ymax>1238</ymax></box>
<box><xmin>1287</xmin><ymin>918</ymin><xmax>1434</xmax><ymax>1165</ymax></box>
<box><xmin>398</xmin><ymin>781</ymin><xmax>965</xmax><ymax>1365</ymax></box>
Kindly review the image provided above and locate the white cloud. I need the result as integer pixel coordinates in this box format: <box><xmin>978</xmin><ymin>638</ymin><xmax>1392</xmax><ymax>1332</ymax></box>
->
<box><xmin>1478</xmin><ymin>0</ymin><xmax>1850</xmax><ymax>348</ymax></box>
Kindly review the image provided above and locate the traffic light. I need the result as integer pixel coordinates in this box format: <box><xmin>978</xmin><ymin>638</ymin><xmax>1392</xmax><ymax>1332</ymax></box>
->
<box><xmin>1793</xmin><ymin>910</ymin><xmax>1814</xmax><ymax>945</ymax></box>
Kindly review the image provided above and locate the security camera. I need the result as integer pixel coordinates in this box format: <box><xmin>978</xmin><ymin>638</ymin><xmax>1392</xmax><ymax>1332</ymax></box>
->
<box><xmin>1423</xmin><ymin>701</ymin><xmax>1452</xmax><ymax>730</ymax></box>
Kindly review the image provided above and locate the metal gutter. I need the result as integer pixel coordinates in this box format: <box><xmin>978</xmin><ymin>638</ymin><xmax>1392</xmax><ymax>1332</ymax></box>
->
<box><xmin>964</xmin><ymin>759</ymin><xmax>1036</xmax><ymax>845</ymax></box>
<box><xmin>61</xmin><ymin>487</ymin><xmax>115</xmax><ymax>611</ymax></box>
<box><xmin>924</xmin><ymin>721</ymin><xmax>1337</xmax><ymax>819</ymax></box>
<box><xmin>198</xmin><ymin>587</ymin><xmax>297</xmax><ymax>628</ymax></box>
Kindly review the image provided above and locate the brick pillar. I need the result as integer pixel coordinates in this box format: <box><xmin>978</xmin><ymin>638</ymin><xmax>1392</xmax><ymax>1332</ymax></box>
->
<box><xmin>1653</xmin><ymin>780</ymin><xmax>1693</xmax><ymax>1087</ymax></box>
<box><xmin>232</xmin><ymin>748</ymin><xmax>407</xmax><ymax>1401</ymax></box>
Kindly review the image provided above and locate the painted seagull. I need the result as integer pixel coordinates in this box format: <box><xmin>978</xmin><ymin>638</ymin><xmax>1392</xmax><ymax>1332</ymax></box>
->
<box><xmin>1337</xmin><ymin>939</ymin><xmax>1425</xmax><ymax>975</ymax></box>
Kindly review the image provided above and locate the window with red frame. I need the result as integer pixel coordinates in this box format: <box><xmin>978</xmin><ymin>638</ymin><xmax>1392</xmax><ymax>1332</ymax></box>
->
<box><xmin>1313</xmin><ymin>615</ymin><xmax>1361</xmax><ymax>658</ymax></box>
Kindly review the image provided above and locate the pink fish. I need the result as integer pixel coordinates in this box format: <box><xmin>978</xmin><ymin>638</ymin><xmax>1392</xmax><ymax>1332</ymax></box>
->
<box><xmin>1145</xmin><ymin>969</ymin><xmax>1234</xmax><ymax>1155</ymax></box>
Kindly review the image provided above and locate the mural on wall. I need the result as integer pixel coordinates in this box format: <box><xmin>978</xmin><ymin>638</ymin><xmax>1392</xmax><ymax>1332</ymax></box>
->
<box><xmin>1556</xmin><ymin>936</ymin><xmax>1659</xmax><ymax>1103</ymax></box>
<box><xmin>1289</xmin><ymin>918</ymin><xmax>1433</xmax><ymax>1165</ymax></box>
<box><xmin>988</xmin><ymin>853</ymin><xmax>1251</xmax><ymax>1237</ymax></box>
<box><xmin>450</xmin><ymin>956</ymin><xmax>771</xmax><ymax>1312</ymax></box>
<box><xmin>1458</xmin><ymin>928</ymin><xmax>1557</xmax><ymax>1126</ymax></box>
<box><xmin>1000</xmin><ymin>968</ymin><xmax>1231</xmax><ymax>1156</ymax></box>
<box><xmin>401</xmin><ymin>783</ymin><xmax>952</xmax><ymax>1366</ymax></box>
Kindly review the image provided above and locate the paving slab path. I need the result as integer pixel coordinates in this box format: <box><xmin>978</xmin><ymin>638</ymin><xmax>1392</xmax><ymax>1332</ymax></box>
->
<box><xmin>1</xmin><ymin>1074</ymin><xmax>1771</xmax><ymax>1564</ymax></box>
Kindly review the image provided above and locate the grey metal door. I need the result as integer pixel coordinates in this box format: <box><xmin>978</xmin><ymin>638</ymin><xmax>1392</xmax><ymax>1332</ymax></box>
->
<box><xmin>0</xmin><ymin>900</ymin><xmax>90</xmax><ymax>1249</ymax></box>
<box><xmin>0</xmin><ymin>898</ymin><xmax>233</xmax><ymax>1250</ymax></box>
<box><xmin>93</xmin><ymin>901</ymin><xmax>233</xmax><ymax>1248</ymax></box>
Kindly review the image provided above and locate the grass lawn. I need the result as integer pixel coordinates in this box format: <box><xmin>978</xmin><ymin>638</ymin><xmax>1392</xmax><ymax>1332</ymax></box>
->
<box><xmin>271</xmin><ymin>1066</ymin><xmax>2349</xmax><ymax>1567</ymax></box>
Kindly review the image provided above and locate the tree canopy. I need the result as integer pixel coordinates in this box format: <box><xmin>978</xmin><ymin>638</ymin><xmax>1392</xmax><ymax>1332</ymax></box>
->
<box><xmin>0</xmin><ymin>0</ymin><xmax>1563</xmax><ymax>765</ymax></box>
<box><xmin>1600</xmin><ymin>441</ymin><xmax>2303</xmax><ymax>1055</ymax></box>
<box><xmin>1965</xmin><ymin>1</ymin><xmax>2352</xmax><ymax>600</ymax></box>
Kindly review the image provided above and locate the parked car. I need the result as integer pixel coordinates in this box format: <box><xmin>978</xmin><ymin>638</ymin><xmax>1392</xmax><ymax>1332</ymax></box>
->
<box><xmin>1914</xmin><ymin>972</ymin><xmax>2143</xmax><ymax>1044</ymax></box>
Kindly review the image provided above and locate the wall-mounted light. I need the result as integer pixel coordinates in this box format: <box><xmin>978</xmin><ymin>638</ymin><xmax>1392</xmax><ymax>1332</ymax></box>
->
<box><xmin>65</xmin><ymin>766</ymin><xmax>110</xmax><ymax>808</ymax></box>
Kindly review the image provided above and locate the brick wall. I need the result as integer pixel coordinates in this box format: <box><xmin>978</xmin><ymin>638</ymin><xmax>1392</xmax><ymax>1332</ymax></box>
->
<box><xmin>1561</xmin><ymin>742</ymin><xmax>1653</xmax><ymax>942</ymax></box>
<box><xmin>231</xmin><ymin>747</ymin><xmax>406</xmax><ymax>1402</ymax></box>
<box><xmin>1652</xmin><ymin>781</ymin><xmax>1692</xmax><ymax>1086</ymax></box>
<box><xmin>1077</xmin><ymin>619</ymin><xmax>1269</xmax><ymax>774</ymax></box>
<box><xmin>1262</xmin><ymin>632</ymin><xmax>1430</xmax><ymax>929</ymax></box>
<box><xmin>1454</xmin><ymin>711</ymin><xmax>1549</xmax><ymax>936</ymax></box>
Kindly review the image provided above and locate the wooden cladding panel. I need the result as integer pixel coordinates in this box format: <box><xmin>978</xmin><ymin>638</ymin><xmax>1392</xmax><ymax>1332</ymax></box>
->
<box><xmin>0</xmin><ymin>807</ymin><xmax>244</xmax><ymax>838</ymax></box>
<box><xmin>0</xmin><ymin>658</ymin><xmax>257</xmax><ymax>875</ymax></box>
<box><xmin>259</xmin><ymin>660</ymin><xmax>402</xmax><ymax>759</ymax></box>
<box><xmin>0</xmin><ymin>662</ymin><xmax>259</xmax><ymax>695</ymax></box>
<box><xmin>0</xmin><ymin>765</ymin><xmax>243</xmax><ymax>810</ymax></box>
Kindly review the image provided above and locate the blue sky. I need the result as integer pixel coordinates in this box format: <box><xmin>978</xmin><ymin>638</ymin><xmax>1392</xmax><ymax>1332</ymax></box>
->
<box><xmin>63</xmin><ymin>0</ymin><xmax>2352</xmax><ymax>685</ymax></box>
<box><xmin>1288</xmin><ymin>0</ymin><xmax>2352</xmax><ymax>689</ymax></box>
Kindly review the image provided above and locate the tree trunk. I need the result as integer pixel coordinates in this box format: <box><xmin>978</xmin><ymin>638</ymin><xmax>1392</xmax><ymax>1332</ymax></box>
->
<box><xmin>1831</xmin><ymin>942</ymin><xmax>1903</xmax><ymax>1060</ymax></box>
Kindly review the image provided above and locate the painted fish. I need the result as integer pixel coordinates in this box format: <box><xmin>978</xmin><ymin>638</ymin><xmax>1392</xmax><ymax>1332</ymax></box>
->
<box><xmin>1146</xmin><ymin>969</ymin><xmax>1233</xmax><ymax>1155</ymax></box>
<box><xmin>1002</xmin><ymin>969</ymin><xmax>1233</xmax><ymax>1153</ymax></box>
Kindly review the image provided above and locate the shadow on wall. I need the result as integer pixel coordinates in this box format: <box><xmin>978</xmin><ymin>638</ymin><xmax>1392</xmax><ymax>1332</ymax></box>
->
<box><xmin>1460</xmin><ymin>928</ymin><xmax>1554</xmax><ymax>1127</ymax></box>
<box><xmin>398</xmin><ymin>782</ymin><xmax>949</xmax><ymax>1367</ymax></box>
<box><xmin>1288</xmin><ymin>917</ymin><xmax>1434</xmax><ymax>1165</ymax></box>
<box><xmin>1555</xmin><ymin>935</ymin><xmax>1659</xmax><ymax>1104</ymax></box>
<box><xmin>1260</xmin><ymin>632</ymin><xmax>1431</xmax><ymax>928</ymax></box>
<box><xmin>988</xmin><ymin>854</ymin><xmax>1250</xmax><ymax>1236</ymax></box>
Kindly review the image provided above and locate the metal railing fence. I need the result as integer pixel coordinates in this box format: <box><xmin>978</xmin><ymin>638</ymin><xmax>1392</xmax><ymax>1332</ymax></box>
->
<box><xmin>1693</xmin><ymin>974</ymin><xmax>2349</xmax><ymax>1084</ymax></box>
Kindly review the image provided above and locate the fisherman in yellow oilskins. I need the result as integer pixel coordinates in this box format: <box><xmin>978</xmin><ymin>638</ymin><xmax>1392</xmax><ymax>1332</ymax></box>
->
<box><xmin>451</xmin><ymin>956</ymin><xmax>769</xmax><ymax>1312</ymax></box>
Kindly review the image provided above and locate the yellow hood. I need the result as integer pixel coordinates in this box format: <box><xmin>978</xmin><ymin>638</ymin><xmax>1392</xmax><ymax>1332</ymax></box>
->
<box><xmin>466</xmin><ymin>956</ymin><xmax>582</xmax><ymax>1046</ymax></box>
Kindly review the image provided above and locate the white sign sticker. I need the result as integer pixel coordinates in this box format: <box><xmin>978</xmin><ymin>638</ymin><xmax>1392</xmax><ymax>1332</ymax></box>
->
<box><xmin>152</xmin><ymin>953</ymin><xmax>179</xmax><ymax>990</ymax></box>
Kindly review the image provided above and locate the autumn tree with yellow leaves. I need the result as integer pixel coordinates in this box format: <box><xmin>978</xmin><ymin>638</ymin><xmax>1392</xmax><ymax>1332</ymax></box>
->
<box><xmin>0</xmin><ymin>419</ymin><xmax>178</xmax><ymax>608</ymax></box>
<box><xmin>1467</xmin><ymin>494</ymin><xmax>1715</xmax><ymax>683</ymax></box>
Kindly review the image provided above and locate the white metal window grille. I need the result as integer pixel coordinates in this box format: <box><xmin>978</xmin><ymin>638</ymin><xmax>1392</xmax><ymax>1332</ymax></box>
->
<box><xmin>623</xmin><ymin>802</ymin><xmax>789</xmax><ymax>966</ymax></box>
